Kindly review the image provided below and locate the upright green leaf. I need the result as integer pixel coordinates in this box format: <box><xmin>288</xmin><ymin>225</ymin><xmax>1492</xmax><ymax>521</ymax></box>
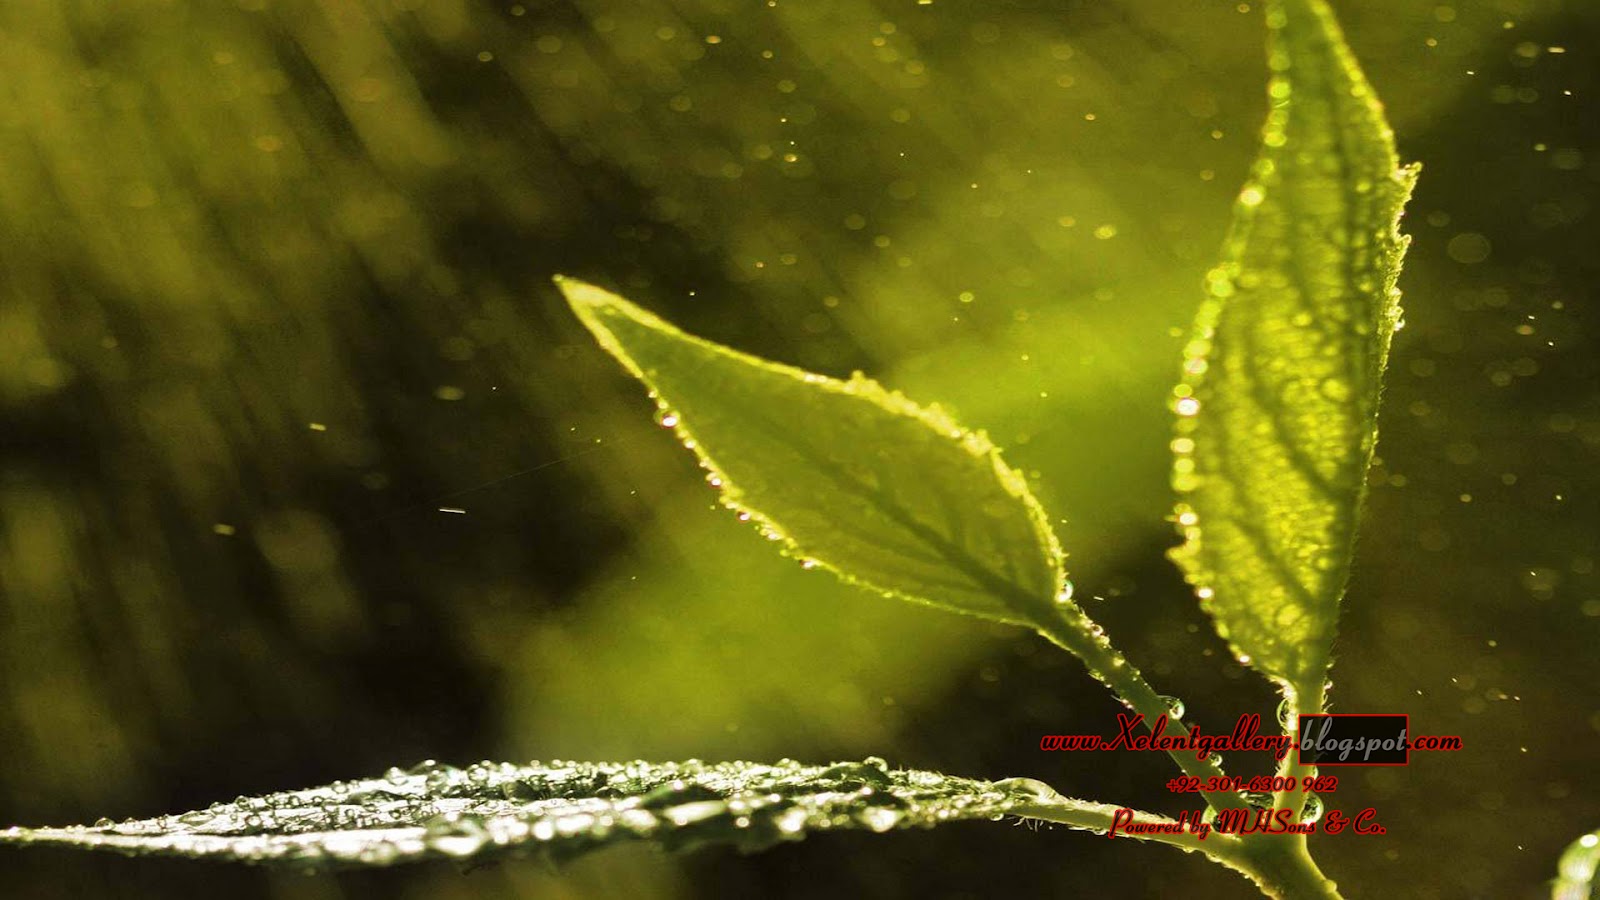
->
<box><xmin>557</xmin><ymin>277</ymin><xmax>1066</xmax><ymax>627</ymax></box>
<box><xmin>1553</xmin><ymin>828</ymin><xmax>1600</xmax><ymax>900</ymax></box>
<box><xmin>0</xmin><ymin>759</ymin><xmax>1090</xmax><ymax>869</ymax></box>
<box><xmin>1169</xmin><ymin>0</ymin><xmax>1418</xmax><ymax>687</ymax></box>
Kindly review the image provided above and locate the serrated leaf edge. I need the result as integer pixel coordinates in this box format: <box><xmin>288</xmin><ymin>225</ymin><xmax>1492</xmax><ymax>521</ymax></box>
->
<box><xmin>557</xmin><ymin>275</ymin><xmax>1067</xmax><ymax>626</ymax></box>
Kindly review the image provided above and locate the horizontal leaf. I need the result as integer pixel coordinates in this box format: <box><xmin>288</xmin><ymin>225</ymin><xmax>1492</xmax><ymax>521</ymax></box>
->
<box><xmin>557</xmin><ymin>277</ymin><xmax>1065</xmax><ymax>627</ymax></box>
<box><xmin>1169</xmin><ymin>0</ymin><xmax>1418</xmax><ymax>687</ymax></box>
<box><xmin>0</xmin><ymin>759</ymin><xmax>1085</xmax><ymax>869</ymax></box>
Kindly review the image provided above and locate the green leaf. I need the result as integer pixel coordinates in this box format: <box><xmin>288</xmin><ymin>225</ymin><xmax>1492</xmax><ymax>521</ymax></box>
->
<box><xmin>1168</xmin><ymin>0</ymin><xmax>1418</xmax><ymax>687</ymax></box>
<box><xmin>0</xmin><ymin>759</ymin><xmax>1089</xmax><ymax>869</ymax></box>
<box><xmin>1553</xmin><ymin>828</ymin><xmax>1600</xmax><ymax>900</ymax></box>
<box><xmin>557</xmin><ymin>276</ymin><xmax>1065</xmax><ymax>627</ymax></box>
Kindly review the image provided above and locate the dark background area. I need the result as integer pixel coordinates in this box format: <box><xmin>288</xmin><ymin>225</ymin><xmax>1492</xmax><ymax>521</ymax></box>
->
<box><xmin>0</xmin><ymin>0</ymin><xmax>1595</xmax><ymax>897</ymax></box>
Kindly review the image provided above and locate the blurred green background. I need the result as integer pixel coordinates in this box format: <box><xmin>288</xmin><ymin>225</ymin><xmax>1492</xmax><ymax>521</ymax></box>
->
<box><xmin>0</xmin><ymin>0</ymin><xmax>1595</xmax><ymax>897</ymax></box>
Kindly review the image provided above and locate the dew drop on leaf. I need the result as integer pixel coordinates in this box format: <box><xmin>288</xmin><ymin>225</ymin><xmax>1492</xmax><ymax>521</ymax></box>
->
<box><xmin>664</xmin><ymin>800</ymin><xmax>726</xmax><ymax>827</ymax></box>
<box><xmin>422</xmin><ymin>813</ymin><xmax>490</xmax><ymax>857</ymax></box>
<box><xmin>1299</xmin><ymin>792</ymin><xmax>1324</xmax><ymax>824</ymax></box>
<box><xmin>993</xmin><ymin>778</ymin><xmax>1061</xmax><ymax>802</ymax></box>
<box><xmin>856</xmin><ymin>807</ymin><xmax>902</xmax><ymax>833</ymax></box>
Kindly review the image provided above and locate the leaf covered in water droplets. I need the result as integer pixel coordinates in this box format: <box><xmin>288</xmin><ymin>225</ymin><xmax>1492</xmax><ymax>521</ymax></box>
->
<box><xmin>558</xmin><ymin>277</ymin><xmax>1065</xmax><ymax>627</ymax></box>
<box><xmin>1169</xmin><ymin>0</ymin><xmax>1418</xmax><ymax>687</ymax></box>
<box><xmin>0</xmin><ymin>759</ymin><xmax>1086</xmax><ymax>870</ymax></box>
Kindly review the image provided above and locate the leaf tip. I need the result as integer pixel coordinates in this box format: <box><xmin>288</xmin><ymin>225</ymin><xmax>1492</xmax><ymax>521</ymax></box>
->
<box><xmin>553</xmin><ymin>274</ymin><xmax>608</xmax><ymax>311</ymax></box>
<box><xmin>556</xmin><ymin>276</ymin><xmax>678</xmax><ymax>338</ymax></box>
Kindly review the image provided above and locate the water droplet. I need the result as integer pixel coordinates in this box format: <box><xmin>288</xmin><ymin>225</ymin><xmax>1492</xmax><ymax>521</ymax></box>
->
<box><xmin>664</xmin><ymin>800</ymin><xmax>726</xmax><ymax>826</ymax></box>
<box><xmin>1175</xmin><ymin>396</ymin><xmax>1201</xmax><ymax>417</ymax></box>
<box><xmin>358</xmin><ymin>841</ymin><xmax>401</xmax><ymax>865</ymax></box>
<box><xmin>857</xmin><ymin>807</ymin><xmax>902</xmax><ymax>832</ymax></box>
<box><xmin>1056</xmin><ymin>581</ymin><xmax>1075</xmax><ymax>603</ymax></box>
<box><xmin>774</xmin><ymin>807</ymin><xmax>807</xmax><ymax>835</ymax></box>
<box><xmin>994</xmin><ymin>777</ymin><xmax>1060</xmax><ymax>802</ymax></box>
<box><xmin>657</xmin><ymin>411</ymin><xmax>680</xmax><ymax>428</ymax></box>
<box><xmin>1158</xmin><ymin>695</ymin><xmax>1186</xmax><ymax>718</ymax></box>
<box><xmin>1300</xmin><ymin>792</ymin><xmax>1324</xmax><ymax>824</ymax></box>
<box><xmin>424</xmin><ymin>813</ymin><xmax>490</xmax><ymax>857</ymax></box>
<box><xmin>641</xmin><ymin>780</ymin><xmax>722</xmax><ymax>809</ymax></box>
<box><xmin>819</xmin><ymin>761</ymin><xmax>892</xmax><ymax>790</ymax></box>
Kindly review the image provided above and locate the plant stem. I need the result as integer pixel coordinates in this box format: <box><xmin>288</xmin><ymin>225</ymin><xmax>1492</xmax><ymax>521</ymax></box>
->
<box><xmin>1013</xmin><ymin>798</ymin><xmax>1349</xmax><ymax>900</ymax></box>
<box><xmin>1010</xmin><ymin>799</ymin><xmax>1242</xmax><ymax>860</ymax></box>
<box><xmin>1235</xmin><ymin>834</ymin><xmax>1345</xmax><ymax>900</ymax></box>
<box><xmin>1271</xmin><ymin>678</ymin><xmax>1325</xmax><ymax>819</ymax></box>
<box><xmin>1033</xmin><ymin>605</ymin><xmax>1251</xmax><ymax>813</ymax></box>
<box><xmin>1029</xmin><ymin>608</ymin><xmax>1345</xmax><ymax>900</ymax></box>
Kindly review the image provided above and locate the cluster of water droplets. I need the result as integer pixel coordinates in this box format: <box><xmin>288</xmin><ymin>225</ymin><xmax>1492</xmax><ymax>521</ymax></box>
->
<box><xmin>0</xmin><ymin>757</ymin><xmax>1055</xmax><ymax>871</ymax></box>
<box><xmin>1198</xmin><ymin>789</ymin><xmax>1323</xmax><ymax>828</ymax></box>
<box><xmin>651</xmin><ymin>396</ymin><xmax>822</xmax><ymax>570</ymax></box>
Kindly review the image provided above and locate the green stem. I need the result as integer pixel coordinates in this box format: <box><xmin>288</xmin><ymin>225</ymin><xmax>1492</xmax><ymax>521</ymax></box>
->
<box><xmin>1014</xmin><ymin>796</ymin><xmax>1350</xmax><ymax>900</ymax></box>
<box><xmin>1272</xmin><ymin>678</ymin><xmax>1325</xmax><ymax>819</ymax></box>
<box><xmin>1011</xmin><ymin>799</ymin><xmax>1243</xmax><ymax>860</ymax></box>
<box><xmin>1026</xmin><ymin>600</ymin><xmax>1343</xmax><ymax>898</ymax></box>
<box><xmin>1235</xmin><ymin>834</ymin><xmax>1345</xmax><ymax>900</ymax></box>
<box><xmin>1033</xmin><ymin>605</ymin><xmax>1251</xmax><ymax>813</ymax></box>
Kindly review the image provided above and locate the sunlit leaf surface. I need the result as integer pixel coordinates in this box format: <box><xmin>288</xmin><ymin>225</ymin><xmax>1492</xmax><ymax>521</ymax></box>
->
<box><xmin>558</xmin><ymin>277</ymin><xmax>1065</xmax><ymax>628</ymax></box>
<box><xmin>1169</xmin><ymin>0</ymin><xmax>1418</xmax><ymax>687</ymax></box>
<box><xmin>0</xmin><ymin>759</ymin><xmax>1070</xmax><ymax>869</ymax></box>
<box><xmin>1552</xmin><ymin>828</ymin><xmax>1600</xmax><ymax>900</ymax></box>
